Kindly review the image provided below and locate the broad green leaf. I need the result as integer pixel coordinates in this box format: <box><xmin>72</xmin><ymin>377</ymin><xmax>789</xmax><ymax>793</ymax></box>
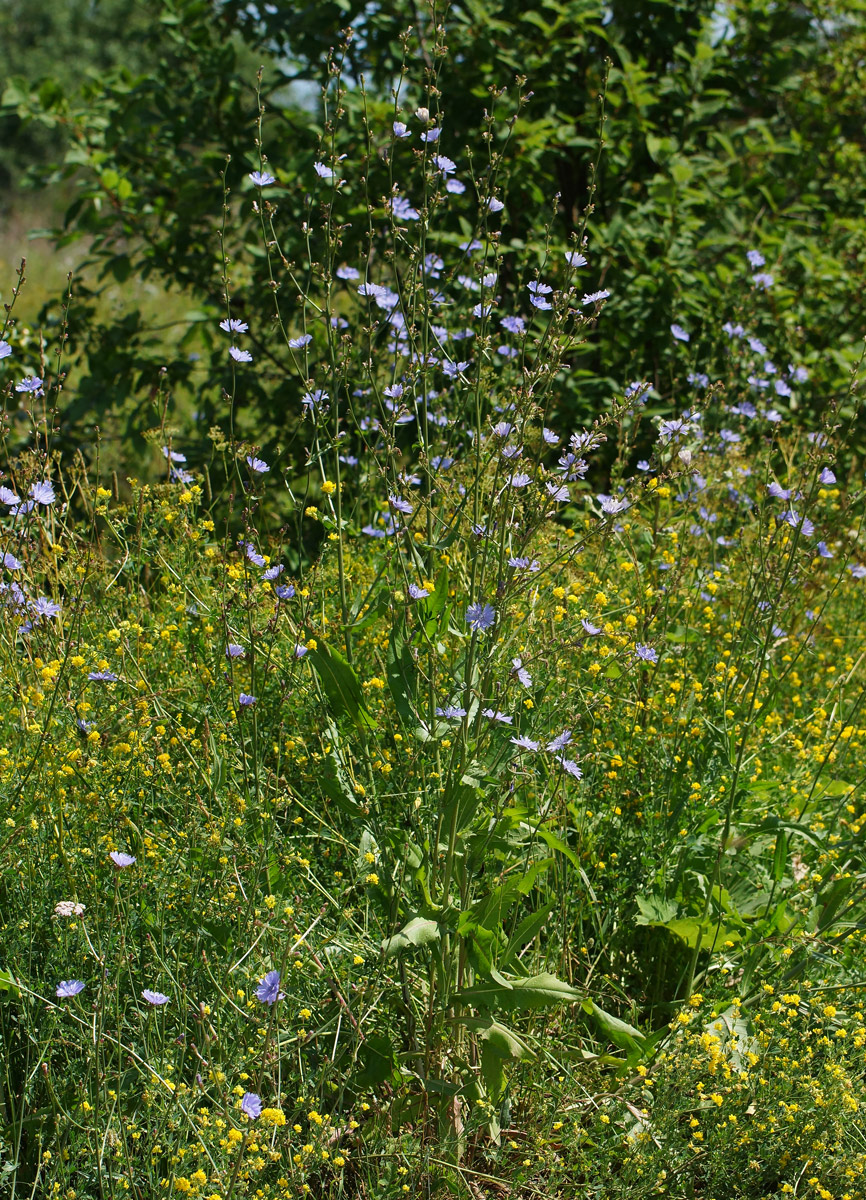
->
<box><xmin>386</xmin><ymin>624</ymin><xmax>417</xmax><ymax>724</ymax></box>
<box><xmin>459</xmin><ymin>1016</ymin><xmax>535</xmax><ymax>1061</ymax></box>
<box><xmin>635</xmin><ymin>894</ymin><xmax>678</xmax><ymax>925</ymax></box>
<box><xmin>536</xmin><ymin>828</ymin><xmax>579</xmax><ymax>869</ymax></box>
<box><xmin>582</xmin><ymin>1000</ymin><xmax>645</xmax><ymax>1051</ymax></box>
<box><xmin>309</xmin><ymin>642</ymin><xmax>377</xmax><ymax>730</ymax></box>
<box><xmin>455</xmin><ymin>971</ymin><xmax>582</xmax><ymax>1011</ymax></box>
<box><xmin>516</xmin><ymin>858</ymin><xmax>555</xmax><ymax>894</ymax></box>
<box><xmin>643</xmin><ymin>917</ymin><xmax>743</xmax><ymax>950</ymax></box>
<box><xmin>480</xmin><ymin>1042</ymin><xmax>506</xmax><ymax>1105</ymax></box>
<box><xmin>421</xmin><ymin>566</ymin><xmax>449</xmax><ymax>619</ymax></box>
<box><xmin>355</xmin><ymin>1033</ymin><xmax>397</xmax><ymax>1086</ymax></box>
<box><xmin>381</xmin><ymin>917</ymin><xmax>441</xmax><ymax>956</ymax></box>
<box><xmin>0</xmin><ymin>968</ymin><xmax>20</xmax><ymax>998</ymax></box>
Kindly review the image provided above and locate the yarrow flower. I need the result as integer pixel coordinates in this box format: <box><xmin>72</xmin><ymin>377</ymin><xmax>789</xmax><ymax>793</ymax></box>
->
<box><xmin>109</xmin><ymin>851</ymin><xmax>136</xmax><ymax>868</ymax></box>
<box><xmin>465</xmin><ymin>601</ymin><xmax>495</xmax><ymax>633</ymax></box>
<box><xmin>142</xmin><ymin>989</ymin><xmax>170</xmax><ymax>1006</ymax></box>
<box><xmin>54</xmin><ymin>901</ymin><xmax>85</xmax><ymax>918</ymax></box>
<box><xmin>56</xmin><ymin>980</ymin><xmax>85</xmax><ymax>998</ymax></box>
<box><xmin>256</xmin><ymin>970</ymin><xmax>284</xmax><ymax>1006</ymax></box>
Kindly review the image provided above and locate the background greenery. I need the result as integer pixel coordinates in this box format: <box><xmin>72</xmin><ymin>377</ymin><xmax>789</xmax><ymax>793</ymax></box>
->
<box><xmin>3</xmin><ymin>0</ymin><xmax>866</xmax><ymax>471</ymax></box>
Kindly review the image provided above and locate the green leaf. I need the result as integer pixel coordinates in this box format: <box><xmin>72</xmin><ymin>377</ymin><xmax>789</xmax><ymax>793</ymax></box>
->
<box><xmin>1</xmin><ymin>76</ymin><xmax>31</xmax><ymax>107</ymax></box>
<box><xmin>516</xmin><ymin>858</ymin><xmax>554</xmax><ymax>895</ymax></box>
<box><xmin>480</xmin><ymin>1041</ymin><xmax>506</xmax><ymax>1106</ymax></box>
<box><xmin>421</xmin><ymin>566</ymin><xmax>449</xmax><ymax>619</ymax></box>
<box><xmin>635</xmin><ymin>894</ymin><xmax>678</xmax><ymax>925</ymax></box>
<box><xmin>536</xmin><ymin>828</ymin><xmax>579</xmax><ymax>869</ymax></box>
<box><xmin>501</xmin><ymin>903</ymin><xmax>553</xmax><ymax>968</ymax></box>
<box><xmin>309</xmin><ymin>642</ymin><xmax>377</xmax><ymax>730</ymax></box>
<box><xmin>386</xmin><ymin>624</ymin><xmax>417</xmax><ymax>724</ymax></box>
<box><xmin>643</xmin><ymin>917</ymin><xmax>742</xmax><ymax>950</ymax></box>
<box><xmin>455</xmin><ymin>971</ymin><xmax>582</xmax><ymax>1011</ymax></box>
<box><xmin>355</xmin><ymin>1033</ymin><xmax>397</xmax><ymax>1086</ymax></box>
<box><xmin>381</xmin><ymin>917</ymin><xmax>441</xmax><ymax>956</ymax></box>
<box><xmin>199</xmin><ymin>921</ymin><xmax>233</xmax><ymax>951</ymax></box>
<box><xmin>772</xmin><ymin>831</ymin><xmax>788</xmax><ymax>884</ymax></box>
<box><xmin>459</xmin><ymin>1015</ymin><xmax>535</xmax><ymax>1061</ymax></box>
<box><xmin>582</xmin><ymin>1000</ymin><xmax>645</xmax><ymax>1051</ymax></box>
<box><xmin>0</xmin><ymin>968</ymin><xmax>20</xmax><ymax>999</ymax></box>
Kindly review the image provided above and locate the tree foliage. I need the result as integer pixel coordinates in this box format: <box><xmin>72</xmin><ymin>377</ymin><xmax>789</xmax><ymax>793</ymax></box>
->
<box><xmin>3</xmin><ymin>0</ymin><xmax>866</xmax><ymax>460</ymax></box>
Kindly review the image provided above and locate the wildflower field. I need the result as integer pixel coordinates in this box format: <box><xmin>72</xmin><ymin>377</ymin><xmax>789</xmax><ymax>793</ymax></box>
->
<box><xmin>3</xmin><ymin>7</ymin><xmax>866</xmax><ymax>1199</ymax></box>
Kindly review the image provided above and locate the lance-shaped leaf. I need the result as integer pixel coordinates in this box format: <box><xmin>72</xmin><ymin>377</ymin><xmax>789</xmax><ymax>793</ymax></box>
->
<box><xmin>309</xmin><ymin>641</ymin><xmax>377</xmax><ymax>730</ymax></box>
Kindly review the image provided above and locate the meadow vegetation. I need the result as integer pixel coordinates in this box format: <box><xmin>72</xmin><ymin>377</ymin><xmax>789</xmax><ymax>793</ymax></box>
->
<box><xmin>2</xmin><ymin>8</ymin><xmax>866</xmax><ymax>1200</ymax></box>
